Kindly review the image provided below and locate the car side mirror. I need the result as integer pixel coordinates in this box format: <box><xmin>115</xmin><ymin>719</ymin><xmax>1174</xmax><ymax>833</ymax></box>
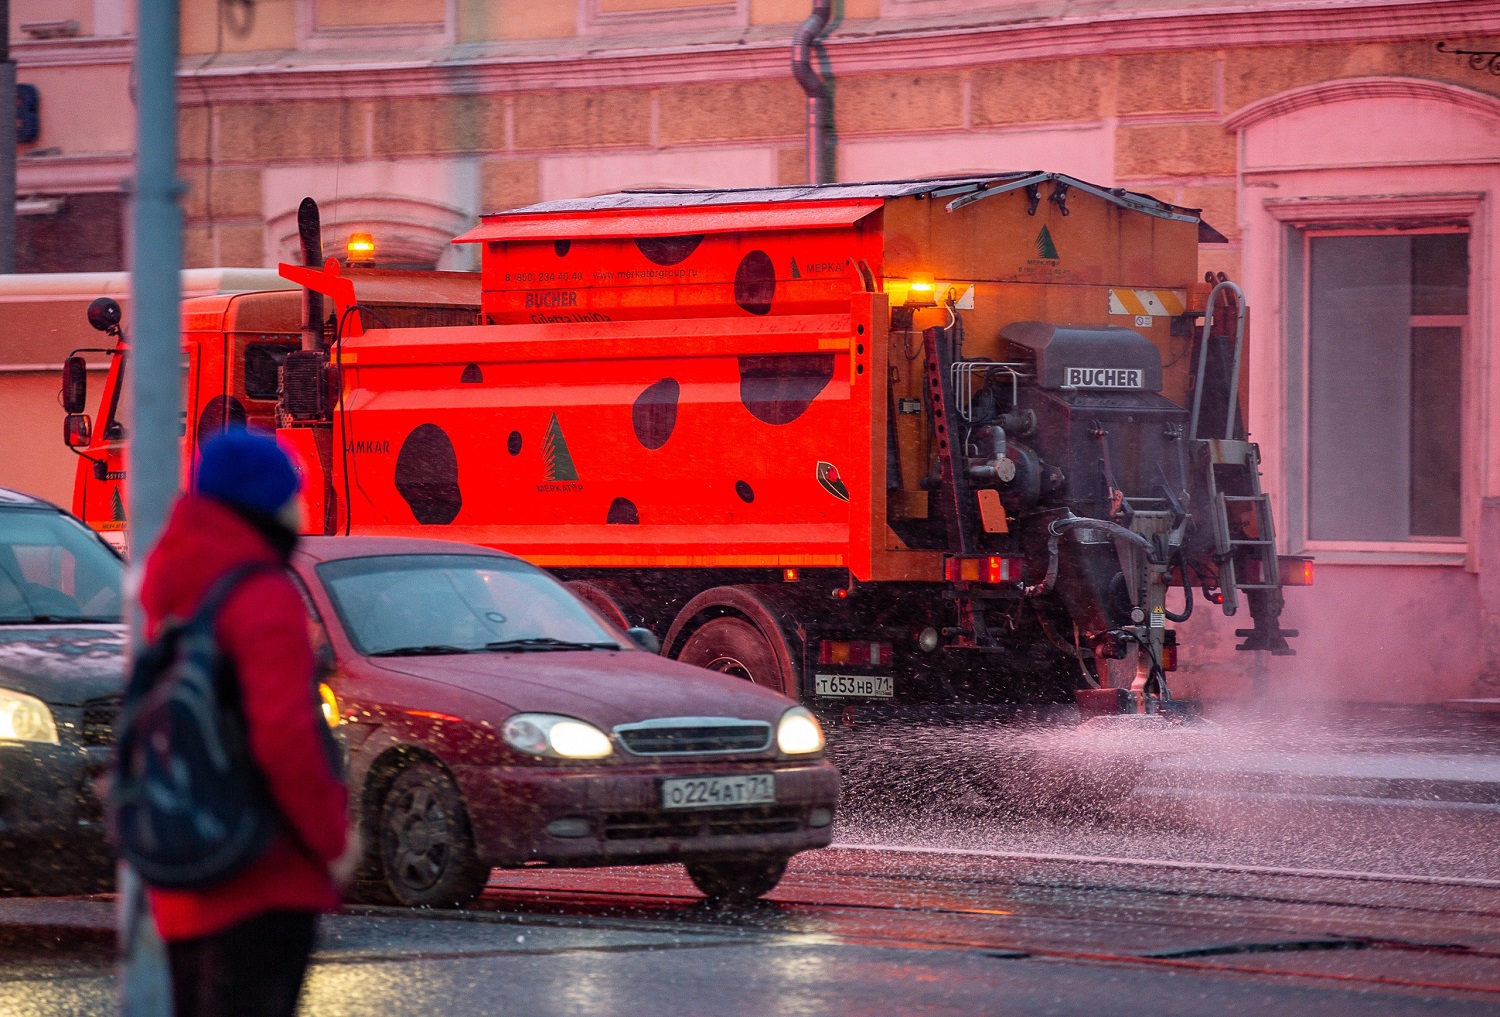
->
<box><xmin>64</xmin><ymin>413</ymin><xmax>92</xmax><ymax>448</ymax></box>
<box><xmin>626</xmin><ymin>626</ymin><xmax>661</xmax><ymax>654</ymax></box>
<box><xmin>315</xmin><ymin>640</ymin><xmax>337</xmax><ymax>679</ymax></box>
<box><xmin>62</xmin><ymin>356</ymin><xmax>88</xmax><ymax>413</ymax></box>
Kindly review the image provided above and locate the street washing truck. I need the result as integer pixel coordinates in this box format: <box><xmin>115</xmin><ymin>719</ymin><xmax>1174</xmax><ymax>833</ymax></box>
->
<box><xmin>63</xmin><ymin>175</ymin><xmax>1308</xmax><ymax>719</ymax></box>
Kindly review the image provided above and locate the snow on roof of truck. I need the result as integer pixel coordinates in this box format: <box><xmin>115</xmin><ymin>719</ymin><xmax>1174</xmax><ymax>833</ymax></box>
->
<box><xmin>464</xmin><ymin>172</ymin><xmax>1227</xmax><ymax>245</ymax></box>
<box><xmin>508</xmin><ymin>173</ymin><xmax>1038</xmax><ymax>212</ymax></box>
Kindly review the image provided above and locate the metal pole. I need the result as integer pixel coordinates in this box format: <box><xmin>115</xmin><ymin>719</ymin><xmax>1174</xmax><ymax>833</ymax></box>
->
<box><xmin>0</xmin><ymin>0</ymin><xmax>18</xmax><ymax>273</ymax></box>
<box><xmin>120</xmin><ymin>0</ymin><xmax>183</xmax><ymax>1011</ymax></box>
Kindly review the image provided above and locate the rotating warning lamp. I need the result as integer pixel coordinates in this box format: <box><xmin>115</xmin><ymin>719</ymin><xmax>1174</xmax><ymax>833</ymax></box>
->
<box><xmin>347</xmin><ymin>233</ymin><xmax>376</xmax><ymax>263</ymax></box>
<box><xmin>905</xmin><ymin>273</ymin><xmax>937</xmax><ymax>308</ymax></box>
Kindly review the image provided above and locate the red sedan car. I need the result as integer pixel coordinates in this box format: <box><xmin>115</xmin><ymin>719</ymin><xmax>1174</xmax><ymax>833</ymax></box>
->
<box><xmin>290</xmin><ymin>537</ymin><xmax>839</xmax><ymax>907</ymax></box>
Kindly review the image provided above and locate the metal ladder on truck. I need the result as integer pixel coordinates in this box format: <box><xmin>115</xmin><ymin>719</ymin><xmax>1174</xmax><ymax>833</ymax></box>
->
<box><xmin>1188</xmin><ymin>279</ymin><xmax>1297</xmax><ymax>655</ymax></box>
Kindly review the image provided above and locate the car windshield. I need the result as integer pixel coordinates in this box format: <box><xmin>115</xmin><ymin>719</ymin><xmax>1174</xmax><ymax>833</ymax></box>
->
<box><xmin>317</xmin><ymin>553</ymin><xmax>625</xmax><ymax>656</ymax></box>
<box><xmin>0</xmin><ymin>508</ymin><xmax>124</xmax><ymax>623</ymax></box>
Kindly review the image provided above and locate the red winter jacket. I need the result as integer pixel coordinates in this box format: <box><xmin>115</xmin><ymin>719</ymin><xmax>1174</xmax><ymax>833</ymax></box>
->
<box><xmin>140</xmin><ymin>496</ymin><xmax>348</xmax><ymax>942</ymax></box>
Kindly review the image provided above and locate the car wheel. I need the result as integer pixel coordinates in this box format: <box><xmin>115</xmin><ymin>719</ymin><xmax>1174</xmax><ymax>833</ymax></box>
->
<box><xmin>377</xmin><ymin>763</ymin><xmax>488</xmax><ymax>908</ymax></box>
<box><xmin>684</xmin><ymin>856</ymin><xmax>788</xmax><ymax>902</ymax></box>
<box><xmin>677</xmin><ymin>617</ymin><xmax>787</xmax><ymax>695</ymax></box>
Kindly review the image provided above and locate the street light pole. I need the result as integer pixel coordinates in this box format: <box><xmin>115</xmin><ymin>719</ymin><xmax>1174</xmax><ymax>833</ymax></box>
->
<box><xmin>0</xmin><ymin>0</ymin><xmax>18</xmax><ymax>273</ymax></box>
<box><xmin>120</xmin><ymin>0</ymin><xmax>183</xmax><ymax>1012</ymax></box>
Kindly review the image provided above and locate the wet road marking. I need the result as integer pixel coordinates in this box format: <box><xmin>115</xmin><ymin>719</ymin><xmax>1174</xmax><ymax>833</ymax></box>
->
<box><xmin>830</xmin><ymin>842</ymin><xmax>1500</xmax><ymax>890</ymax></box>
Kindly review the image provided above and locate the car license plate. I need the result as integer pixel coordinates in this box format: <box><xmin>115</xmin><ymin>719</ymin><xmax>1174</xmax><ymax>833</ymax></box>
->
<box><xmin>661</xmin><ymin>774</ymin><xmax>775</xmax><ymax>809</ymax></box>
<box><xmin>815</xmin><ymin>673</ymin><xmax>894</xmax><ymax>698</ymax></box>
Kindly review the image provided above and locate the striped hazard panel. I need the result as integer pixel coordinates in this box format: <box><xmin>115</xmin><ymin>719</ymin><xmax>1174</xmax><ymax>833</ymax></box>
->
<box><xmin>1109</xmin><ymin>289</ymin><xmax>1186</xmax><ymax>317</ymax></box>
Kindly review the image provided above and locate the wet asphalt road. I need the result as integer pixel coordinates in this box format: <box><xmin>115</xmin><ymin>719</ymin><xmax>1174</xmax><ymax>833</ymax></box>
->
<box><xmin>4</xmin><ymin>706</ymin><xmax>1499</xmax><ymax>1014</ymax></box>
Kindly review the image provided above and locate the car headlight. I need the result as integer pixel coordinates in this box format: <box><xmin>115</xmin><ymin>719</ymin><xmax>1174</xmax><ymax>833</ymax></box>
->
<box><xmin>0</xmin><ymin>688</ymin><xmax>59</xmax><ymax>744</ymax></box>
<box><xmin>318</xmin><ymin>683</ymin><xmax>340</xmax><ymax>729</ymax></box>
<box><xmin>776</xmin><ymin>706</ymin><xmax>824</xmax><ymax>755</ymax></box>
<box><xmin>502</xmin><ymin>713</ymin><xmax>613</xmax><ymax>760</ymax></box>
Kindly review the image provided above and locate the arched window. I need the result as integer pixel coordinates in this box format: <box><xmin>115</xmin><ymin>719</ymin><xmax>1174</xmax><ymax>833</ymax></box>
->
<box><xmin>1228</xmin><ymin>78</ymin><xmax>1500</xmax><ymax>562</ymax></box>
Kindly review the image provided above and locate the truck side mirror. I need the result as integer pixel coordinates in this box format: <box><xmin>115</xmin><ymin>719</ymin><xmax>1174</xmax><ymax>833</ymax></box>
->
<box><xmin>63</xmin><ymin>413</ymin><xmax>92</xmax><ymax>448</ymax></box>
<box><xmin>62</xmin><ymin>356</ymin><xmax>88</xmax><ymax>413</ymax></box>
<box><xmin>626</xmin><ymin>626</ymin><xmax>661</xmax><ymax>654</ymax></box>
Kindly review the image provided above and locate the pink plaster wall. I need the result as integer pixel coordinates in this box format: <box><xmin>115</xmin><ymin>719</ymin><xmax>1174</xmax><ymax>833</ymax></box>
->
<box><xmin>1174</xmin><ymin>564</ymin><xmax>1485</xmax><ymax>705</ymax></box>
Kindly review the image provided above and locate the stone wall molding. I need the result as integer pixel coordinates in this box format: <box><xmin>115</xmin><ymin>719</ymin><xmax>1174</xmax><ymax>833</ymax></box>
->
<box><xmin>177</xmin><ymin>0</ymin><xmax>1500</xmax><ymax>105</ymax></box>
<box><xmin>580</xmin><ymin>0</ymin><xmax>745</xmax><ymax>36</ymax></box>
<box><xmin>1227</xmin><ymin>75</ymin><xmax>1500</xmax><ymax>131</ymax></box>
<box><xmin>1260</xmin><ymin>190</ymin><xmax>1484</xmax><ymax>224</ymax></box>
<box><xmin>14</xmin><ymin>36</ymin><xmax>133</xmax><ymax>69</ymax></box>
<box><xmin>16</xmin><ymin>152</ymin><xmax>132</xmax><ymax>193</ymax></box>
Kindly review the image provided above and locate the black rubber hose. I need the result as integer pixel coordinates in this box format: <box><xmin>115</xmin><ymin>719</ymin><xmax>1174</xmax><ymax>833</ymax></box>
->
<box><xmin>1164</xmin><ymin>549</ymin><xmax>1194</xmax><ymax>623</ymax></box>
<box><xmin>1048</xmin><ymin>515</ymin><xmax>1160</xmax><ymax>563</ymax></box>
<box><xmin>1019</xmin><ymin>514</ymin><xmax>1160</xmax><ymax>598</ymax></box>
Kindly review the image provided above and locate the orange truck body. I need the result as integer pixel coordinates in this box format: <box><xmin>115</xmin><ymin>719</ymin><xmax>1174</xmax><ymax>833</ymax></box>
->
<box><xmin>69</xmin><ymin>174</ymin><xmax>1299</xmax><ymax>712</ymax></box>
<box><xmin>317</xmin><ymin>179</ymin><xmax>1209</xmax><ymax>575</ymax></box>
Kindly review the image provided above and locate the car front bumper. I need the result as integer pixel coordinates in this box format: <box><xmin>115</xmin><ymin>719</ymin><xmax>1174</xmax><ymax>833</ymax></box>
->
<box><xmin>0</xmin><ymin>741</ymin><xmax>112</xmax><ymax>869</ymax></box>
<box><xmin>454</xmin><ymin>757</ymin><xmax>840</xmax><ymax>868</ymax></box>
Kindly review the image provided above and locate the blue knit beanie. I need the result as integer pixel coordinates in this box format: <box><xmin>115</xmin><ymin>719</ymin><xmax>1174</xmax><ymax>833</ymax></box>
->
<box><xmin>196</xmin><ymin>430</ymin><xmax>301</xmax><ymax>517</ymax></box>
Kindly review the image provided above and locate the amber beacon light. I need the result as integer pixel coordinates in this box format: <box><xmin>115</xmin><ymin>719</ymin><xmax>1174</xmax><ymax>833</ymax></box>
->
<box><xmin>347</xmin><ymin>233</ymin><xmax>376</xmax><ymax>263</ymax></box>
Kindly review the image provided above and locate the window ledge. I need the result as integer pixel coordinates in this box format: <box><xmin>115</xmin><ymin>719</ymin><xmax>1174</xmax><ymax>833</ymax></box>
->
<box><xmin>1299</xmin><ymin>543</ymin><xmax>1467</xmax><ymax>567</ymax></box>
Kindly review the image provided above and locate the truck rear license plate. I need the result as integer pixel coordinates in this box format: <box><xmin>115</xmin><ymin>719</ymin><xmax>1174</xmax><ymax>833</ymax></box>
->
<box><xmin>815</xmin><ymin>674</ymin><xmax>894</xmax><ymax>698</ymax></box>
<box><xmin>661</xmin><ymin>774</ymin><xmax>775</xmax><ymax>809</ymax></box>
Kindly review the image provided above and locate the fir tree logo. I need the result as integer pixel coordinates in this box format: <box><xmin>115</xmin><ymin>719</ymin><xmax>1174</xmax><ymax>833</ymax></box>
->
<box><xmin>542</xmin><ymin>413</ymin><xmax>579</xmax><ymax>482</ymax></box>
<box><xmin>111</xmin><ymin>488</ymin><xmax>125</xmax><ymax>522</ymax></box>
<box><xmin>1035</xmin><ymin>226</ymin><xmax>1060</xmax><ymax>260</ymax></box>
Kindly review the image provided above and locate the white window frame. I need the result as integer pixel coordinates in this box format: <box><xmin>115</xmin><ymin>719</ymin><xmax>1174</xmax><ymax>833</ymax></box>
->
<box><xmin>1268</xmin><ymin>193</ymin><xmax>1482</xmax><ymax>566</ymax></box>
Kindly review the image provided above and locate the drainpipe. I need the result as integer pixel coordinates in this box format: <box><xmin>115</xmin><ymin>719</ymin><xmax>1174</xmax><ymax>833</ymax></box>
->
<box><xmin>791</xmin><ymin>0</ymin><xmax>833</xmax><ymax>184</ymax></box>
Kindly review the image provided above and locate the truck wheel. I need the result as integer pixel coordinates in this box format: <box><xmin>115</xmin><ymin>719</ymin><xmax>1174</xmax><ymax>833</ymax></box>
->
<box><xmin>685</xmin><ymin>856</ymin><xmax>788</xmax><ymax>902</ymax></box>
<box><xmin>677</xmin><ymin>616</ymin><xmax>789</xmax><ymax>695</ymax></box>
<box><xmin>566</xmin><ymin>580</ymin><xmax>631</xmax><ymax>633</ymax></box>
<box><xmin>377</xmin><ymin>763</ymin><xmax>488</xmax><ymax>908</ymax></box>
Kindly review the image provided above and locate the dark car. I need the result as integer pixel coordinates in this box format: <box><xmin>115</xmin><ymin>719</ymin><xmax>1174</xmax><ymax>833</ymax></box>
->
<box><xmin>0</xmin><ymin>488</ymin><xmax>125</xmax><ymax>894</ymax></box>
<box><xmin>290</xmin><ymin>537</ymin><xmax>840</xmax><ymax>908</ymax></box>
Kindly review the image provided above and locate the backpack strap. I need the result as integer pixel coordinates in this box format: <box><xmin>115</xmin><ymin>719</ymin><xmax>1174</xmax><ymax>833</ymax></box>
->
<box><xmin>120</xmin><ymin>563</ymin><xmax>288</xmax><ymax>725</ymax></box>
<box><xmin>185</xmin><ymin>562</ymin><xmax>285</xmax><ymax>633</ymax></box>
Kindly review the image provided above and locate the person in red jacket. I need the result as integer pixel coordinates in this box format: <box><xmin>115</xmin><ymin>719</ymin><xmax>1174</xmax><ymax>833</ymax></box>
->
<box><xmin>140</xmin><ymin>429</ymin><xmax>355</xmax><ymax>1017</ymax></box>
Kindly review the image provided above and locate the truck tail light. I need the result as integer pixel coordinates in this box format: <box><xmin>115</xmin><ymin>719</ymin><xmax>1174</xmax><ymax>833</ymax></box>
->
<box><xmin>944</xmin><ymin>555</ymin><xmax>1021</xmax><ymax>584</ymax></box>
<box><xmin>1161</xmin><ymin>630</ymin><xmax>1178</xmax><ymax>672</ymax></box>
<box><xmin>1242</xmin><ymin>556</ymin><xmax>1313</xmax><ymax>587</ymax></box>
<box><xmin>819</xmin><ymin>640</ymin><xmax>893</xmax><ymax>666</ymax></box>
<box><xmin>1278</xmin><ymin>556</ymin><xmax>1314</xmax><ymax>586</ymax></box>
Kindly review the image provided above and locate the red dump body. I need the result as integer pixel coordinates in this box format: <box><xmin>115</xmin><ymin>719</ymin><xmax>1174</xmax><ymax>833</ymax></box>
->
<box><xmin>331</xmin><ymin>298</ymin><xmax>892</xmax><ymax>576</ymax></box>
<box><xmin>465</xmin><ymin>199</ymin><xmax>885</xmax><ymax>325</ymax></box>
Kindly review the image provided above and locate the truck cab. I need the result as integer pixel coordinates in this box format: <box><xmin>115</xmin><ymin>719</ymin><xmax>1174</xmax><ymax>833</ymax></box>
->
<box><xmin>62</xmin><ymin>271</ymin><xmax>480</xmax><ymax>552</ymax></box>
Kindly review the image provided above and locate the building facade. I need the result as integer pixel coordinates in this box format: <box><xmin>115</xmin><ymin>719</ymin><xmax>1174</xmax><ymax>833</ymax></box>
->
<box><xmin>10</xmin><ymin>0</ymin><xmax>1500</xmax><ymax>702</ymax></box>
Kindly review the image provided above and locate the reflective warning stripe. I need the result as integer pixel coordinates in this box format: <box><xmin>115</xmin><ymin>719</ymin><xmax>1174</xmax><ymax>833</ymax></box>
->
<box><xmin>1108</xmin><ymin>289</ymin><xmax>1186</xmax><ymax>317</ymax></box>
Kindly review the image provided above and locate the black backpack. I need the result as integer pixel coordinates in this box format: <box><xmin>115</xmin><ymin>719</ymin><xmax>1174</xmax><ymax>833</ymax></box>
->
<box><xmin>111</xmin><ymin>563</ymin><xmax>282</xmax><ymax>890</ymax></box>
